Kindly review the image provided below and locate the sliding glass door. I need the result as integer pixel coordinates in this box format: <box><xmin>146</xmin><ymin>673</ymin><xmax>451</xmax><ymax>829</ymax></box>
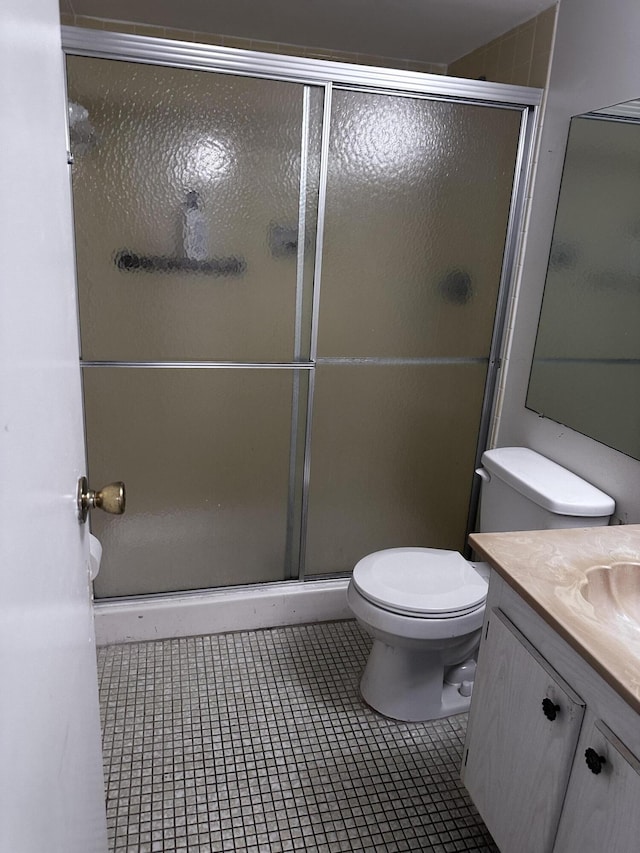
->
<box><xmin>69</xmin><ymin>55</ymin><xmax>321</xmax><ymax>596</ymax></box>
<box><xmin>305</xmin><ymin>90</ymin><xmax>521</xmax><ymax>574</ymax></box>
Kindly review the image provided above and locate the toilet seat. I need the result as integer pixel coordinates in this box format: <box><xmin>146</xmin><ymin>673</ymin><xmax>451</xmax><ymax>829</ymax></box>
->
<box><xmin>352</xmin><ymin>547</ymin><xmax>488</xmax><ymax>618</ymax></box>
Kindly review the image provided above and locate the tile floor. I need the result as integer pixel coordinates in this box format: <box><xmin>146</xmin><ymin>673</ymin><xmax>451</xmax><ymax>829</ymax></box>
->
<box><xmin>98</xmin><ymin>620</ymin><xmax>498</xmax><ymax>852</ymax></box>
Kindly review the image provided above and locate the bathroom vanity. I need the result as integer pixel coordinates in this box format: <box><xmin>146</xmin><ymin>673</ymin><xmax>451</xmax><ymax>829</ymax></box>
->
<box><xmin>462</xmin><ymin>525</ymin><xmax>640</xmax><ymax>853</ymax></box>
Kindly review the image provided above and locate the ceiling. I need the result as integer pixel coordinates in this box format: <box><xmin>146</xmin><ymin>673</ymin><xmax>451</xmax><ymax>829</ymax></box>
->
<box><xmin>60</xmin><ymin>0</ymin><xmax>555</xmax><ymax>65</ymax></box>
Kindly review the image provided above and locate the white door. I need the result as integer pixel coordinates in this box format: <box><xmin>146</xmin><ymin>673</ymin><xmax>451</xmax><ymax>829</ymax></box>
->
<box><xmin>0</xmin><ymin>1</ymin><xmax>108</xmax><ymax>852</ymax></box>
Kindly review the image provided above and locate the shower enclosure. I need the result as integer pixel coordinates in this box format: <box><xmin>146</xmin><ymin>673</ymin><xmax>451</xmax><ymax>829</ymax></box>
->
<box><xmin>63</xmin><ymin>28</ymin><xmax>539</xmax><ymax>599</ymax></box>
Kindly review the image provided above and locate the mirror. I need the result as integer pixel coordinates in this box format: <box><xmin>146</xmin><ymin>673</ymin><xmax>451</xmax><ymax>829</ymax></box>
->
<box><xmin>527</xmin><ymin>98</ymin><xmax>640</xmax><ymax>460</ymax></box>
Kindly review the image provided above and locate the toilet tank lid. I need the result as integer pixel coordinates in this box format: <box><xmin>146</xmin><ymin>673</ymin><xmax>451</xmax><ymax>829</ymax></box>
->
<box><xmin>480</xmin><ymin>447</ymin><xmax>615</xmax><ymax>517</ymax></box>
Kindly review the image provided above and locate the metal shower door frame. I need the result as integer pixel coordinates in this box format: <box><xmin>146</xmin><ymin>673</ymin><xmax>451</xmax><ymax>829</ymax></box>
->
<box><xmin>62</xmin><ymin>26</ymin><xmax>541</xmax><ymax>593</ymax></box>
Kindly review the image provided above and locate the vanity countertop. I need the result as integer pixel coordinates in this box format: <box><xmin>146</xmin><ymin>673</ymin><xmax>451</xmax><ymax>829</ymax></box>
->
<box><xmin>469</xmin><ymin>524</ymin><xmax>640</xmax><ymax>714</ymax></box>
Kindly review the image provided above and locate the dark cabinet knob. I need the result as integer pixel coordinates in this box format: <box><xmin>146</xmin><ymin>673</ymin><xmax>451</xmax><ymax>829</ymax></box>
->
<box><xmin>542</xmin><ymin>697</ymin><xmax>560</xmax><ymax>721</ymax></box>
<box><xmin>585</xmin><ymin>747</ymin><xmax>606</xmax><ymax>774</ymax></box>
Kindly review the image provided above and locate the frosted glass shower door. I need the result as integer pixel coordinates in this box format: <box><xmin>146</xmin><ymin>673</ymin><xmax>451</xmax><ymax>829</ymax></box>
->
<box><xmin>67</xmin><ymin>55</ymin><xmax>321</xmax><ymax>597</ymax></box>
<box><xmin>305</xmin><ymin>90</ymin><xmax>522</xmax><ymax>574</ymax></box>
<box><xmin>68</xmin><ymin>44</ymin><xmax>529</xmax><ymax>594</ymax></box>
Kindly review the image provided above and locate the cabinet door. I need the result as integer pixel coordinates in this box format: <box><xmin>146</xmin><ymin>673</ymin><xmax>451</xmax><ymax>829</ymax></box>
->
<box><xmin>462</xmin><ymin>609</ymin><xmax>585</xmax><ymax>853</ymax></box>
<box><xmin>553</xmin><ymin>716</ymin><xmax>640</xmax><ymax>853</ymax></box>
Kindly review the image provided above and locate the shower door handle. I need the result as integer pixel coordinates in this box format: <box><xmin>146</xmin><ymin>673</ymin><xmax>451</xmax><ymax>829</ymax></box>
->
<box><xmin>77</xmin><ymin>476</ymin><xmax>126</xmax><ymax>523</ymax></box>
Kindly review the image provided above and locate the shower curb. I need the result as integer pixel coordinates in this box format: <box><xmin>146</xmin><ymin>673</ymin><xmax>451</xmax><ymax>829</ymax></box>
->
<box><xmin>93</xmin><ymin>578</ymin><xmax>351</xmax><ymax>645</ymax></box>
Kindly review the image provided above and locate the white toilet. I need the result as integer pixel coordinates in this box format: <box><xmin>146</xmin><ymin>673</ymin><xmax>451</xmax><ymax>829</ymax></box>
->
<box><xmin>347</xmin><ymin>447</ymin><xmax>615</xmax><ymax>722</ymax></box>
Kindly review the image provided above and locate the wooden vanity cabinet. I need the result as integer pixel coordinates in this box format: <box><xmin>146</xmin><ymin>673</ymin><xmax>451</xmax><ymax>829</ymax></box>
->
<box><xmin>553</xmin><ymin>714</ymin><xmax>640</xmax><ymax>853</ymax></box>
<box><xmin>462</xmin><ymin>574</ymin><xmax>640</xmax><ymax>853</ymax></box>
<box><xmin>462</xmin><ymin>609</ymin><xmax>585</xmax><ymax>853</ymax></box>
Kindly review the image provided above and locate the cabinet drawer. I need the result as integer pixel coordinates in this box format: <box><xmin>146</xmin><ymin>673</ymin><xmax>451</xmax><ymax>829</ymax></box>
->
<box><xmin>463</xmin><ymin>609</ymin><xmax>585</xmax><ymax>853</ymax></box>
<box><xmin>553</xmin><ymin>717</ymin><xmax>640</xmax><ymax>853</ymax></box>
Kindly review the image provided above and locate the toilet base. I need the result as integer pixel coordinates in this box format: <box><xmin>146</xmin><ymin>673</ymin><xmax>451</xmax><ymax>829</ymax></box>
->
<box><xmin>360</xmin><ymin>638</ymin><xmax>476</xmax><ymax>722</ymax></box>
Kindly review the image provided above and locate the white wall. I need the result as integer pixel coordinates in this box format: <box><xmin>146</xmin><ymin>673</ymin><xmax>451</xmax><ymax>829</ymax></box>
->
<box><xmin>496</xmin><ymin>0</ymin><xmax>640</xmax><ymax>523</ymax></box>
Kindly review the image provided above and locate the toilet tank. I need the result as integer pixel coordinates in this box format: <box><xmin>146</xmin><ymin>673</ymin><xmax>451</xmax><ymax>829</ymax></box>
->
<box><xmin>477</xmin><ymin>447</ymin><xmax>615</xmax><ymax>533</ymax></box>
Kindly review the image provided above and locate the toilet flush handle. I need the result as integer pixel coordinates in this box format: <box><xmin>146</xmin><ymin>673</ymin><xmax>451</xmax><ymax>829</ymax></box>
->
<box><xmin>77</xmin><ymin>476</ymin><xmax>126</xmax><ymax>523</ymax></box>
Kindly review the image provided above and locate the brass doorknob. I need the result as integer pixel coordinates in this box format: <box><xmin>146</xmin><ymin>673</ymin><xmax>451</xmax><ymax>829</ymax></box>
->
<box><xmin>77</xmin><ymin>476</ymin><xmax>126</xmax><ymax>523</ymax></box>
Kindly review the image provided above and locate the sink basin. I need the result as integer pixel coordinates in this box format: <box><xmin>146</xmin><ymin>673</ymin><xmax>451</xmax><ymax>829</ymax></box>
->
<box><xmin>580</xmin><ymin>562</ymin><xmax>640</xmax><ymax>629</ymax></box>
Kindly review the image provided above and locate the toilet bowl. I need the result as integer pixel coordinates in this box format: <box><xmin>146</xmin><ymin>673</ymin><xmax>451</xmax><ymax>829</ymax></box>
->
<box><xmin>347</xmin><ymin>547</ymin><xmax>490</xmax><ymax>721</ymax></box>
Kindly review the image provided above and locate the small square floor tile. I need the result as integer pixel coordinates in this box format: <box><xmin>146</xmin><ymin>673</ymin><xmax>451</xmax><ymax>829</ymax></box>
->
<box><xmin>99</xmin><ymin>621</ymin><xmax>497</xmax><ymax>852</ymax></box>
